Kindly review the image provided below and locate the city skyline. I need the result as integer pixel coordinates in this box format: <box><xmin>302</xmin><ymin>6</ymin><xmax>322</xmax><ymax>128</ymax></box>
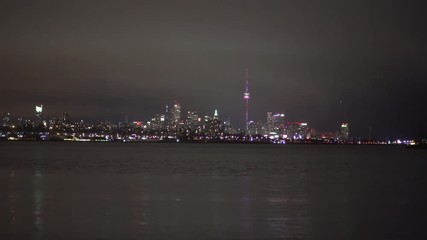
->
<box><xmin>1</xmin><ymin>1</ymin><xmax>426</xmax><ymax>139</ymax></box>
<box><xmin>0</xmin><ymin>97</ymin><xmax>413</xmax><ymax>142</ymax></box>
<box><xmin>1</xmin><ymin>98</ymin><xmax>361</xmax><ymax>144</ymax></box>
<box><xmin>0</xmin><ymin>76</ymin><xmax>425</xmax><ymax>140</ymax></box>
<box><xmin>3</xmin><ymin>97</ymin><xmax>421</xmax><ymax>145</ymax></box>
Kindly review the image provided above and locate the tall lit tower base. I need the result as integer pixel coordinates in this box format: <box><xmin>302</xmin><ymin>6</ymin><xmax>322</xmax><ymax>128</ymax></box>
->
<box><xmin>243</xmin><ymin>69</ymin><xmax>250</xmax><ymax>133</ymax></box>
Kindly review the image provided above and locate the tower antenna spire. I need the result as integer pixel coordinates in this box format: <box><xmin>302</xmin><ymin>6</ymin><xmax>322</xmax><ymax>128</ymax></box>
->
<box><xmin>245</xmin><ymin>68</ymin><xmax>249</xmax><ymax>92</ymax></box>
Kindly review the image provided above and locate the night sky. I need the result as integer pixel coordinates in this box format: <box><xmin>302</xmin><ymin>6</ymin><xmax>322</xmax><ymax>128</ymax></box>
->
<box><xmin>1</xmin><ymin>0</ymin><xmax>426</xmax><ymax>139</ymax></box>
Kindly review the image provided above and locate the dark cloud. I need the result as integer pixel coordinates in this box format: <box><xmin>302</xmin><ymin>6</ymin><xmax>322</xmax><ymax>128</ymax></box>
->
<box><xmin>1</xmin><ymin>0</ymin><xmax>426</xmax><ymax>138</ymax></box>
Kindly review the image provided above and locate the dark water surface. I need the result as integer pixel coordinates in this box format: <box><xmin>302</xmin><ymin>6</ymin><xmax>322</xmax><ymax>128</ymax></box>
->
<box><xmin>0</xmin><ymin>142</ymin><xmax>426</xmax><ymax>239</ymax></box>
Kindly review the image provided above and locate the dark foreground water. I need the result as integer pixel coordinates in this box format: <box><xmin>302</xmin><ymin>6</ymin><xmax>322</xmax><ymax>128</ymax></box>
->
<box><xmin>0</xmin><ymin>142</ymin><xmax>426</xmax><ymax>240</ymax></box>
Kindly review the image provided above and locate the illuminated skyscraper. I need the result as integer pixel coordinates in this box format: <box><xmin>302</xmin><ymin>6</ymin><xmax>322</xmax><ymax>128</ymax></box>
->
<box><xmin>165</xmin><ymin>105</ymin><xmax>171</xmax><ymax>130</ymax></box>
<box><xmin>171</xmin><ymin>101</ymin><xmax>181</xmax><ymax>130</ymax></box>
<box><xmin>285</xmin><ymin>122</ymin><xmax>309</xmax><ymax>140</ymax></box>
<box><xmin>35</xmin><ymin>105</ymin><xmax>43</xmax><ymax>120</ymax></box>
<box><xmin>224</xmin><ymin>120</ymin><xmax>235</xmax><ymax>134</ymax></box>
<box><xmin>2</xmin><ymin>112</ymin><xmax>11</xmax><ymax>127</ymax></box>
<box><xmin>213</xmin><ymin>109</ymin><xmax>219</xmax><ymax>120</ymax></box>
<box><xmin>186</xmin><ymin>111</ymin><xmax>199</xmax><ymax>130</ymax></box>
<box><xmin>62</xmin><ymin>112</ymin><xmax>69</xmax><ymax>123</ymax></box>
<box><xmin>243</xmin><ymin>69</ymin><xmax>250</xmax><ymax>132</ymax></box>
<box><xmin>340</xmin><ymin>123</ymin><xmax>349</xmax><ymax>140</ymax></box>
<box><xmin>266</xmin><ymin>112</ymin><xmax>285</xmax><ymax>134</ymax></box>
<box><xmin>266</xmin><ymin>112</ymin><xmax>273</xmax><ymax>133</ymax></box>
<box><xmin>273</xmin><ymin>113</ymin><xmax>285</xmax><ymax>134</ymax></box>
<box><xmin>248</xmin><ymin>120</ymin><xmax>263</xmax><ymax>135</ymax></box>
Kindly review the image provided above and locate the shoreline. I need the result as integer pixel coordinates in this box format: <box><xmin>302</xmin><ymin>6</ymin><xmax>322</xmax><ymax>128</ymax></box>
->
<box><xmin>0</xmin><ymin>138</ymin><xmax>410</xmax><ymax>146</ymax></box>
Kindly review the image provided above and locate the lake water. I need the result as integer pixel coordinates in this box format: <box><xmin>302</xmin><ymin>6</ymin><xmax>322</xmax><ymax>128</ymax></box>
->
<box><xmin>0</xmin><ymin>142</ymin><xmax>426</xmax><ymax>239</ymax></box>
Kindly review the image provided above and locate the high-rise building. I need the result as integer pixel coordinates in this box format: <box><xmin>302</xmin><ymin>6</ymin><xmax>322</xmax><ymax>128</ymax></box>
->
<box><xmin>171</xmin><ymin>101</ymin><xmax>181</xmax><ymax>131</ymax></box>
<box><xmin>285</xmin><ymin>122</ymin><xmax>309</xmax><ymax>140</ymax></box>
<box><xmin>213</xmin><ymin>109</ymin><xmax>219</xmax><ymax>120</ymax></box>
<box><xmin>124</xmin><ymin>115</ymin><xmax>129</xmax><ymax>124</ymax></box>
<box><xmin>186</xmin><ymin>111</ymin><xmax>199</xmax><ymax>130</ymax></box>
<box><xmin>248</xmin><ymin>120</ymin><xmax>263</xmax><ymax>135</ymax></box>
<box><xmin>224</xmin><ymin>120</ymin><xmax>235</xmax><ymax>134</ymax></box>
<box><xmin>63</xmin><ymin>112</ymin><xmax>70</xmax><ymax>123</ymax></box>
<box><xmin>243</xmin><ymin>69</ymin><xmax>250</xmax><ymax>133</ymax></box>
<box><xmin>266</xmin><ymin>112</ymin><xmax>285</xmax><ymax>134</ymax></box>
<box><xmin>205</xmin><ymin>118</ymin><xmax>224</xmax><ymax>137</ymax></box>
<box><xmin>266</xmin><ymin>112</ymin><xmax>273</xmax><ymax>133</ymax></box>
<box><xmin>35</xmin><ymin>105</ymin><xmax>43</xmax><ymax>120</ymax></box>
<box><xmin>272</xmin><ymin>113</ymin><xmax>285</xmax><ymax>134</ymax></box>
<box><xmin>272</xmin><ymin>114</ymin><xmax>285</xmax><ymax>125</ymax></box>
<box><xmin>165</xmin><ymin>105</ymin><xmax>171</xmax><ymax>130</ymax></box>
<box><xmin>148</xmin><ymin>114</ymin><xmax>166</xmax><ymax>131</ymax></box>
<box><xmin>340</xmin><ymin>123</ymin><xmax>349</xmax><ymax>140</ymax></box>
<box><xmin>2</xmin><ymin>112</ymin><xmax>11</xmax><ymax>127</ymax></box>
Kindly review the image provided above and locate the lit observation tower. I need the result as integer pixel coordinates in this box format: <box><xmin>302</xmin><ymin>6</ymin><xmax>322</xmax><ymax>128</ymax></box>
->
<box><xmin>243</xmin><ymin>69</ymin><xmax>250</xmax><ymax>132</ymax></box>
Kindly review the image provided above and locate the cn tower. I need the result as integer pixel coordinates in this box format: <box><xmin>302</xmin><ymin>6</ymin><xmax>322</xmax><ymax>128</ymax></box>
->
<box><xmin>243</xmin><ymin>69</ymin><xmax>250</xmax><ymax>132</ymax></box>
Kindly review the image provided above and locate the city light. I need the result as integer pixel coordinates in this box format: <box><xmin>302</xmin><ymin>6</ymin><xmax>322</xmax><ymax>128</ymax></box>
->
<box><xmin>0</xmin><ymin>99</ymin><xmax>422</xmax><ymax>145</ymax></box>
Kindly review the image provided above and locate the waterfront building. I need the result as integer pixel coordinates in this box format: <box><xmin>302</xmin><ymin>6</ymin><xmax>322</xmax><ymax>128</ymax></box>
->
<box><xmin>248</xmin><ymin>120</ymin><xmax>264</xmax><ymax>135</ymax></box>
<box><xmin>206</xmin><ymin>118</ymin><xmax>224</xmax><ymax>138</ymax></box>
<box><xmin>285</xmin><ymin>122</ymin><xmax>310</xmax><ymax>140</ymax></box>
<box><xmin>224</xmin><ymin>120</ymin><xmax>235</xmax><ymax>134</ymax></box>
<box><xmin>266</xmin><ymin>112</ymin><xmax>286</xmax><ymax>134</ymax></box>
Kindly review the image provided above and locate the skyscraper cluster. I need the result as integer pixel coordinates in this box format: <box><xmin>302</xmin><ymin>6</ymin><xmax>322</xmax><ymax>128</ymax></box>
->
<box><xmin>0</xmin><ymin>70</ymin><xmax>356</xmax><ymax>143</ymax></box>
<box><xmin>143</xmin><ymin>101</ymin><xmax>228</xmax><ymax>140</ymax></box>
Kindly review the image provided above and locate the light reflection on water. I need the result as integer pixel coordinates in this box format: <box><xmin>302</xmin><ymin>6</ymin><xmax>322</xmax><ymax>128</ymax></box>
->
<box><xmin>0</xmin><ymin>142</ymin><xmax>426</xmax><ymax>239</ymax></box>
<box><xmin>33</xmin><ymin>169</ymin><xmax>44</xmax><ymax>240</ymax></box>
